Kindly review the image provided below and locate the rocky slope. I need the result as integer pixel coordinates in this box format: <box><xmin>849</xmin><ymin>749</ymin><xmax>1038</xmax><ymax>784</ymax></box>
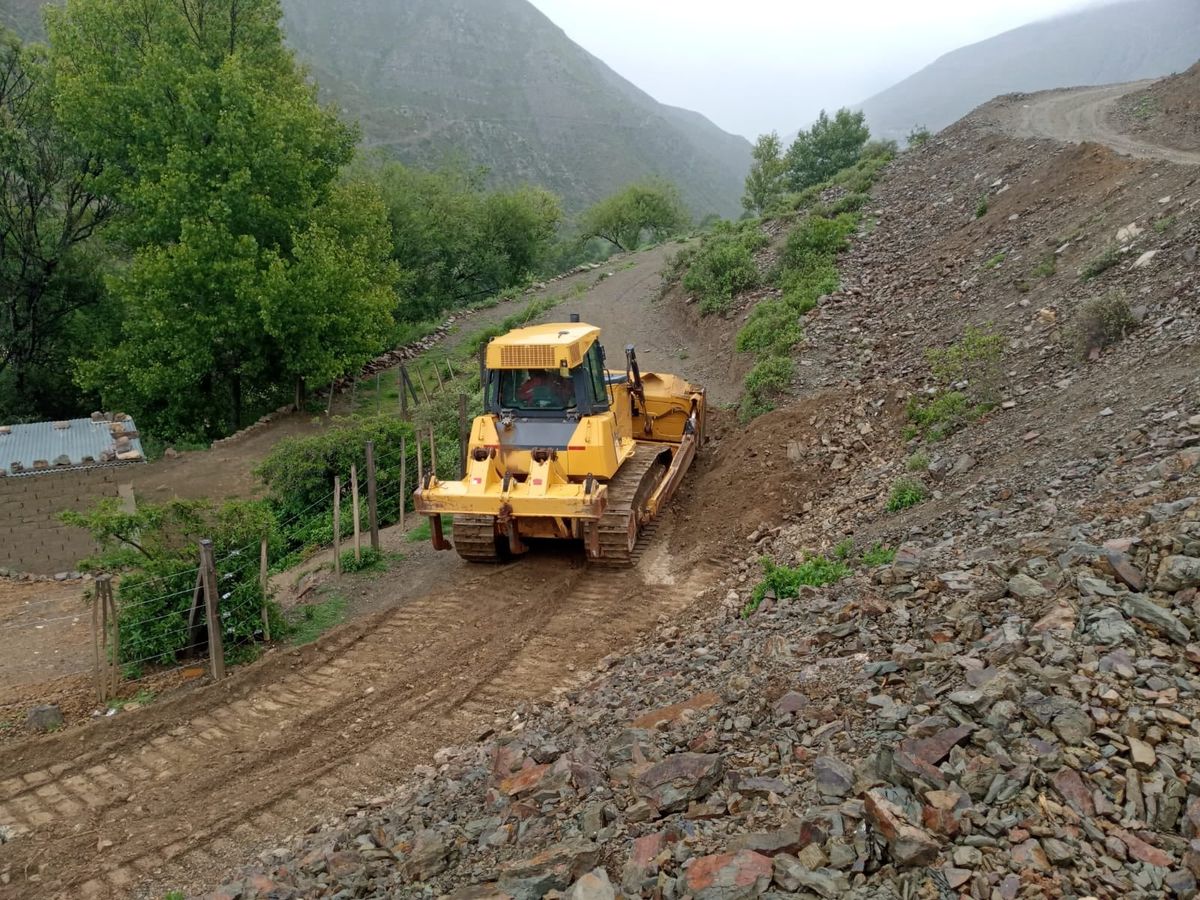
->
<box><xmin>201</xmin><ymin>80</ymin><xmax>1200</xmax><ymax>900</ymax></box>
<box><xmin>1113</xmin><ymin>62</ymin><xmax>1200</xmax><ymax>154</ymax></box>
<box><xmin>859</xmin><ymin>0</ymin><xmax>1200</xmax><ymax>142</ymax></box>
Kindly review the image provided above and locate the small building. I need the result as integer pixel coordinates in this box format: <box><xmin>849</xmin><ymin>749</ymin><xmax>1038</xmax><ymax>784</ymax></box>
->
<box><xmin>0</xmin><ymin>414</ymin><xmax>145</xmax><ymax>575</ymax></box>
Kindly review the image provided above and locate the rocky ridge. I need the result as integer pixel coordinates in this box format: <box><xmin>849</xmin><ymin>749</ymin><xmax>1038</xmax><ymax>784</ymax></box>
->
<box><xmin>207</xmin><ymin>407</ymin><xmax>1198</xmax><ymax>899</ymax></box>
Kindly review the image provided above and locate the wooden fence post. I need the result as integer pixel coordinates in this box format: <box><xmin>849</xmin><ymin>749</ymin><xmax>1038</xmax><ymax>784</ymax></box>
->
<box><xmin>260</xmin><ymin>537</ymin><xmax>271</xmax><ymax>642</ymax></box>
<box><xmin>416</xmin><ymin>433</ymin><xmax>425</xmax><ymax>490</ymax></box>
<box><xmin>428</xmin><ymin>427</ymin><xmax>438</xmax><ymax>479</ymax></box>
<box><xmin>365</xmin><ymin>441</ymin><xmax>380</xmax><ymax>552</ymax></box>
<box><xmin>416</xmin><ymin>366</ymin><xmax>431</xmax><ymax>403</ymax></box>
<box><xmin>399</xmin><ymin>436</ymin><xmax>408</xmax><ymax>533</ymax></box>
<box><xmin>199</xmin><ymin>539</ymin><xmax>225</xmax><ymax>682</ymax></box>
<box><xmin>350</xmin><ymin>463</ymin><xmax>362</xmax><ymax>564</ymax></box>
<box><xmin>107</xmin><ymin>582</ymin><xmax>120</xmax><ymax>699</ymax></box>
<box><xmin>432</xmin><ymin>361</ymin><xmax>445</xmax><ymax>392</ymax></box>
<box><xmin>445</xmin><ymin>359</ymin><xmax>456</xmax><ymax>380</ymax></box>
<box><xmin>399</xmin><ymin>367</ymin><xmax>407</xmax><ymax>419</ymax></box>
<box><xmin>92</xmin><ymin>576</ymin><xmax>112</xmax><ymax>702</ymax></box>
<box><xmin>92</xmin><ymin>578</ymin><xmax>102</xmax><ymax>701</ymax></box>
<box><xmin>459</xmin><ymin>393</ymin><xmax>470</xmax><ymax>478</ymax></box>
<box><xmin>333</xmin><ymin>476</ymin><xmax>342</xmax><ymax>576</ymax></box>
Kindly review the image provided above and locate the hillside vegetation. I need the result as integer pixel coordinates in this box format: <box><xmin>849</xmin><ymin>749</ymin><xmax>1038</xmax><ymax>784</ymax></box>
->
<box><xmin>859</xmin><ymin>0</ymin><xmax>1200</xmax><ymax>141</ymax></box>
<box><xmin>0</xmin><ymin>1</ymin><xmax>703</xmax><ymax>443</ymax></box>
<box><xmin>0</xmin><ymin>0</ymin><xmax>750</xmax><ymax>216</ymax></box>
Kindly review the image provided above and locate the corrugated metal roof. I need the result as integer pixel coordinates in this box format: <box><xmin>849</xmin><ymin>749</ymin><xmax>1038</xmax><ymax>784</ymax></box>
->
<box><xmin>0</xmin><ymin>417</ymin><xmax>146</xmax><ymax>477</ymax></box>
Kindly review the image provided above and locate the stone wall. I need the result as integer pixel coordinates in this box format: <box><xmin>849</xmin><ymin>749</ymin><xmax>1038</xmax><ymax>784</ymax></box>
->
<box><xmin>0</xmin><ymin>467</ymin><xmax>133</xmax><ymax>575</ymax></box>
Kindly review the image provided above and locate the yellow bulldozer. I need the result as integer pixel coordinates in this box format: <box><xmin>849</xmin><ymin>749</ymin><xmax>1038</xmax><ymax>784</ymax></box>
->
<box><xmin>413</xmin><ymin>318</ymin><xmax>705</xmax><ymax>565</ymax></box>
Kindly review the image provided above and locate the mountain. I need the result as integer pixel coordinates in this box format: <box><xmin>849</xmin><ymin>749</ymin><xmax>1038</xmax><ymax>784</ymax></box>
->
<box><xmin>859</xmin><ymin>0</ymin><xmax>1200</xmax><ymax>143</ymax></box>
<box><xmin>0</xmin><ymin>0</ymin><xmax>751</xmax><ymax>218</ymax></box>
<box><xmin>278</xmin><ymin>0</ymin><xmax>750</xmax><ymax>217</ymax></box>
<box><xmin>0</xmin><ymin>0</ymin><xmax>43</xmax><ymax>39</ymax></box>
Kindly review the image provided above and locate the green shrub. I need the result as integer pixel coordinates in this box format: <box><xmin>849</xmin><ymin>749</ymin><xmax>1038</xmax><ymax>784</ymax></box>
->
<box><xmin>887</xmin><ymin>478</ymin><xmax>927</xmax><ymax>512</ymax></box>
<box><xmin>1082</xmin><ymin>246</ymin><xmax>1121</xmax><ymax>280</ymax></box>
<box><xmin>862</xmin><ymin>544</ymin><xmax>896</xmax><ymax>567</ymax></box>
<box><xmin>906</xmin><ymin>391</ymin><xmax>991</xmax><ymax>441</ymax></box>
<box><xmin>736</xmin><ymin>299</ymin><xmax>804</xmax><ymax>356</ymax></box>
<box><xmin>815</xmin><ymin>192</ymin><xmax>870</xmax><ymax>217</ymax></box>
<box><xmin>906</xmin><ymin>452</ymin><xmax>930</xmax><ymax>472</ymax></box>
<box><xmin>907</xmin><ymin>125</ymin><xmax>932</xmax><ymax>147</ymax></box>
<box><xmin>62</xmin><ymin>498</ymin><xmax>283</xmax><ymax>671</ymax></box>
<box><xmin>834</xmin><ymin>538</ymin><xmax>856</xmax><ymax>560</ymax></box>
<box><xmin>391</xmin><ymin>318</ymin><xmax>442</xmax><ymax>349</ymax></box>
<box><xmin>739</xmin><ymin>356</ymin><xmax>795</xmax><ymax>420</ymax></box>
<box><xmin>984</xmin><ymin>252</ymin><xmax>1006</xmax><ymax>270</ymax></box>
<box><xmin>744</xmin><ymin>555</ymin><xmax>851</xmax><ymax>616</ymax></box>
<box><xmin>975</xmin><ymin>197</ymin><xmax>989</xmax><ymax>219</ymax></box>
<box><xmin>1153</xmin><ymin>216</ymin><xmax>1175</xmax><ymax>234</ymax></box>
<box><xmin>339</xmin><ymin>546</ymin><xmax>388</xmax><ymax>573</ymax></box>
<box><xmin>682</xmin><ymin>225</ymin><xmax>764</xmax><ymax>315</ymax></box>
<box><xmin>1032</xmin><ymin>253</ymin><xmax>1057</xmax><ymax>278</ymax></box>
<box><xmin>926</xmin><ymin>324</ymin><xmax>1005</xmax><ymax>404</ymax></box>
<box><xmin>1071</xmin><ymin>292</ymin><xmax>1135</xmax><ymax>360</ymax></box>
<box><xmin>257</xmin><ymin>417</ymin><xmax>429</xmax><ymax>551</ymax></box>
<box><xmin>780</xmin><ymin>214</ymin><xmax>856</xmax><ymax>270</ymax></box>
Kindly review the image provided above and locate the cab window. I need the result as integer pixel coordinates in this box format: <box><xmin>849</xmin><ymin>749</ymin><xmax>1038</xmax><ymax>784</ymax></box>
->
<box><xmin>581</xmin><ymin>344</ymin><xmax>610</xmax><ymax>411</ymax></box>
<box><xmin>497</xmin><ymin>369</ymin><xmax>578</xmax><ymax>412</ymax></box>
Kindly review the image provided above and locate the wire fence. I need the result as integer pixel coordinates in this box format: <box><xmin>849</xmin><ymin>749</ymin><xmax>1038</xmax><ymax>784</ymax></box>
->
<box><xmin>1</xmin><ymin>419</ymin><xmax>468</xmax><ymax>702</ymax></box>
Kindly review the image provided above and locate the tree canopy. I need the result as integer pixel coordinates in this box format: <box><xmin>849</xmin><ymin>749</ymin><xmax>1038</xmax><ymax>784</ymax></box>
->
<box><xmin>742</xmin><ymin>132</ymin><xmax>787</xmax><ymax>215</ymax></box>
<box><xmin>370</xmin><ymin>162</ymin><xmax>561</xmax><ymax>320</ymax></box>
<box><xmin>784</xmin><ymin>109</ymin><xmax>871</xmax><ymax>192</ymax></box>
<box><xmin>578</xmin><ymin>181</ymin><xmax>690</xmax><ymax>252</ymax></box>
<box><xmin>0</xmin><ymin>28</ymin><xmax>115</xmax><ymax>418</ymax></box>
<box><xmin>49</xmin><ymin>0</ymin><xmax>394</xmax><ymax>439</ymax></box>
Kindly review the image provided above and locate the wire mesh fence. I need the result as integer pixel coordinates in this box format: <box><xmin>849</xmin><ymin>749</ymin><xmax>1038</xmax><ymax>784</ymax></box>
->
<box><xmin>0</xmin><ymin>421</ymin><xmax>463</xmax><ymax>704</ymax></box>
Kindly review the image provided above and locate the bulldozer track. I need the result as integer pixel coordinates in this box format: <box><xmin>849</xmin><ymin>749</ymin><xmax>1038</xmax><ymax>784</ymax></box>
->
<box><xmin>0</xmin><ymin>530</ymin><xmax>736</xmax><ymax>900</ymax></box>
<box><xmin>452</xmin><ymin>514</ymin><xmax>503</xmax><ymax>562</ymax></box>
<box><xmin>591</xmin><ymin>448</ymin><xmax>670</xmax><ymax>567</ymax></box>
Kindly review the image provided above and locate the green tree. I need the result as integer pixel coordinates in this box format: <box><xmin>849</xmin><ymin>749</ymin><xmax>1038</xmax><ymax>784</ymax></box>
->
<box><xmin>371</xmin><ymin>162</ymin><xmax>561</xmax><ymax>319</ymax></box>
<box><xmin>50</xmin><ymin>0</ymin><xmax>384</xmax><ymax>439</ymax></box>
<box><xmin>578</xmin><ymin>180</ymin><xmax>690</xmax><ymax>252</ymax></box>
<box><xmin>741</xmin><ymin>132</ymin><xmax>787</xmax><ymax>215</ymax></box>
<box><xmin>260</xmin><ymin>180</ymin><xmax>400</xmax><ymax>408</ymax></box>
<box><xmin>785</xmin><ymin>109</ymin><xmax>871</xmax><ymax>191</ymax></box>
<box><xmin>0</xmin><ymin>29</ymin><xmax>116</xmax><ymax>419</ymax></box>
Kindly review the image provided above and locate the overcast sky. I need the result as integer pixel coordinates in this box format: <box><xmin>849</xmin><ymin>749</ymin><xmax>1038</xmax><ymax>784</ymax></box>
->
<box><xmin>527</xmin><ymin>0</ymin><xmax>1116</xmax><ymax>139</ymax></box>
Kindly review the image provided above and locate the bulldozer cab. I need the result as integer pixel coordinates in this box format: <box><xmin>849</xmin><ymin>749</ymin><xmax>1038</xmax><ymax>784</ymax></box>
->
<box><xmin>485</xmin><ymin>326</ymin><xmax>612</xmax><ymax>418</ymax></box>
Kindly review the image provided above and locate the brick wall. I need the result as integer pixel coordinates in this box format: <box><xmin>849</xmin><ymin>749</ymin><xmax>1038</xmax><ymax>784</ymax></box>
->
<box><xmin>0</xmin><ymin>468</ymin><xmax>133</xmax><ymax>574</ymax></box>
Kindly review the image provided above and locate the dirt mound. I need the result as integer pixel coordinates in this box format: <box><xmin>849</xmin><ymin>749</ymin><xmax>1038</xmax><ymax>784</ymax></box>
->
<box><xmin>1112</xmin><ymin>61</ymin><xmax>1200</xmax><ymax>152</ymax></box>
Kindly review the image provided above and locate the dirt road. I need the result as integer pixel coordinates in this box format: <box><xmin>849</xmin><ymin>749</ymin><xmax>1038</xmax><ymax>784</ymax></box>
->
<box><xmin>0</xmin><ymin>239</ymin><xmax>766</xmax><ymax>898</ymax></box>
<box><xmin>995</xmin><ymin>81</ymin><xmax>1200</xmax><ymax>166</ymax></box>
<box><xmin>0</xmin><ymin>515</ymin><xmax>739</xmax><ymax>898</ymax></box>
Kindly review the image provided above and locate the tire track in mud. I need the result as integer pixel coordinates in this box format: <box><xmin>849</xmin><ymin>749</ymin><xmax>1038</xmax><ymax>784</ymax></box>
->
<box><xmin>0</xmin><ymin>534</ymin><xmax>735</xmax><ymax>899</ymax></box>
